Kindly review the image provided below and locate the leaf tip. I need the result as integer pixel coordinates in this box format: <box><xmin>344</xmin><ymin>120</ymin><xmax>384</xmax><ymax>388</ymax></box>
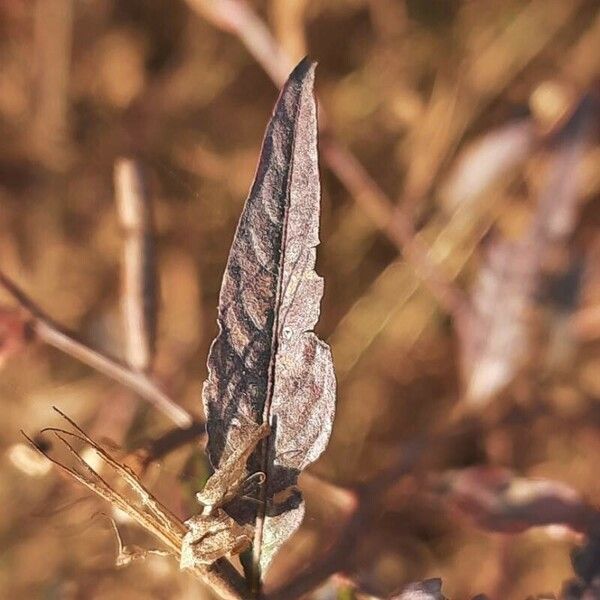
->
<box><xmin>288</xmin><ymin>56</ymin><xmax>317</xmax><ymax>88</ymax></box>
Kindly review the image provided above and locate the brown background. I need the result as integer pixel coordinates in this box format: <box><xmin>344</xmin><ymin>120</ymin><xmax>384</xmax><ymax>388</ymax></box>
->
<box><xmin>0</xmin><ymin>1</ymin><xmax>599</xmax><ymax>598</ymax></box>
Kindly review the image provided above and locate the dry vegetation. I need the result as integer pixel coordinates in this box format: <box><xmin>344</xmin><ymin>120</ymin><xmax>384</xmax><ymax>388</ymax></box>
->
<box><xmin>0</xmin><ymin>1</ymin><xmax>599</xmax><ymax>599</ymax></box>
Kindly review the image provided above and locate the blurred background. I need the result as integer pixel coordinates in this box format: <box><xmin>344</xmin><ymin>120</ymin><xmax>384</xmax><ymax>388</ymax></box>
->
<box><xmin>0</xmin><ymin>1</ymin><xmax>599</xmax><ymax>598</ymax></box>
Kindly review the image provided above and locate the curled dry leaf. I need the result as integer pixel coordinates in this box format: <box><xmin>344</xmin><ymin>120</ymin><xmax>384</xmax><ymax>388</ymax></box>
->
<box><xmin>181</xmin><ymin>424</ymin><xmax>269</xmax><ymax>569</ymax></box>
<box><xmin>181</xmin><ymin>508</ymin><xmax>253</xmax><ymax>569</ymax></box>
<box><xmin>195</xmin><ymin>422</ymin><xmax>270</xmax><ymax>516</ymax></box>
<box><xmin>201</xmin><ymin>58</ymin><xmax>336</xmax><ymax>575</ymax></box>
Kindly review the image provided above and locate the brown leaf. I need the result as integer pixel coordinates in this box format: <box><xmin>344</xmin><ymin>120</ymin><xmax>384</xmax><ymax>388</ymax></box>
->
<box><xmin>196</xmin><ymin>422</ymin><xmax>269</xmax><ymax>515</ymax></box>
<box><xmin>462</xmin><ymin>237</ymin><xmax>537</xmax><ymax>405</ymax></box>
<box><xmin>202</xmin><ymin>58</ymin><xmax>336</xmax><ymax>574</ymax></box>
<box><xmin>181</xmin><ymin>508</ymin><xmax>253</xmax><ymax>568</ymax></box>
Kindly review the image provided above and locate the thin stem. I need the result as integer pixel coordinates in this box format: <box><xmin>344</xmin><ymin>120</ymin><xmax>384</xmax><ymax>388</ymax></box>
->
<box><xmin>114</xmin><ymin>157</ymin><xmax>156</xmax><ymax>372</ymax></box>
<box><xmin>138</xmin><ymin>421</ymin><xmax>206</xmax><ymax>470</ymax></box>
<box><xmin>0</xmin><ymin>271</ymin><xmax>192</xmax><ymax>428</ymax></box>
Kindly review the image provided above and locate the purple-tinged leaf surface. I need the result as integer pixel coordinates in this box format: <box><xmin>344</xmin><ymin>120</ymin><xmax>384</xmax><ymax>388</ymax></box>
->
<box><xmin>461</xmin><ymin>93</ymin><xmax>597</xmax><ymax>406</ymax></box>
<box><xmin>433</xmin><ymin>466</ymin><xmax>600</xmax><ymax>534</ymax></box>
<box><xmin>202</xmin><ymin>58</ymin><xmax>336</xmax><ymax>575</ymax></box>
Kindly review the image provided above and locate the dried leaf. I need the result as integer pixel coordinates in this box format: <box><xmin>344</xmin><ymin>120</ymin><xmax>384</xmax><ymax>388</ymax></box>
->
<box><xmin>196</xmin><ymin>422</ymin><xmax>269</xmax><ymax>515</ymax></box>
<box><xmin>181</xmin><ymin>508</ymin><xmax>253</xmax><ymax>569</ymax></box>
<box><xmin>461</xmin><ymin>93</ymin><xmax>596</xmax><ymax>406</ymax></box>
<box><xmin>462</xmin><ymin>237</ymin><xmax>537</xmax><ymax>405</ymax></box>
<box><xmin>202</xmin><ymin>58</ymin><xmax>336</xmax><ymax>574</ymax></box>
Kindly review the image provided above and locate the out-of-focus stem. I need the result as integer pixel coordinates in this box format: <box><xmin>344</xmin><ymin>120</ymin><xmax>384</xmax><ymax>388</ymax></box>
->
<box><xmin>114</xmin><ymin>158</ymin><xmax>156</xmax><ymax>373</ymax></box>
<box><xmin>0</xmin><ymin>271</ymin><xmax>192</xmax><ymax>428</ymax></box>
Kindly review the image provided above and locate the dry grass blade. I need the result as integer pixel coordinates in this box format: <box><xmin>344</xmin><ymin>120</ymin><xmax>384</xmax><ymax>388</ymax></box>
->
<box><xmin>46</xmin><ymin>408</ymin><xmax>184</xmax><ymax>533</ymax></box>
<box><xmin>23</xmin><ymin>410</ymin><xmax>248</xmax><ymax>600</ymax></box>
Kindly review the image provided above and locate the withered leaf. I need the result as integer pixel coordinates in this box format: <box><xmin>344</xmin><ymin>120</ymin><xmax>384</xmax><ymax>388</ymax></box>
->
<box><xmin>196</xmin><ymin>422</ymin><xmax>269</xmax><ymax>515</ymax></box>
<box><xmin>461</xmin><ymin>93</ymin><xmax>595</xmax><ymax>407</ymax></box>
<box><xmin>202</xmin><ymin>58</ymin><xmax>336</xmax><ymax>573</ymax></box>
<box><xmin>181</xmin><ymin>508</ymin><xmax>253</xmax><ymax>569</ymax></box>
<box><xmin>462</xmin><ymin>236</ymin><xmax>536</xmax><ymax>406</ymax></box>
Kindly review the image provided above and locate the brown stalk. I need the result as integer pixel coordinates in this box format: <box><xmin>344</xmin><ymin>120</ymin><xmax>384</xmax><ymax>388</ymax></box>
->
<box><xmin>114</xmin><ymin>158</ymin><xmax>156</xmax><ymax>373</ymax></box>
<box><xmin>0</xmin><ymin>270</ymin><xmax>192</xmax><ymax>428</ymax></box>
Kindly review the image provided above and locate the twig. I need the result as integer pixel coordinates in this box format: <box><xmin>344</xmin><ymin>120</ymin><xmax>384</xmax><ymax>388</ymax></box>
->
<box><xmin>114</xmin><ymin>158</ymin><xmax>156</xmax><ymax>372</ymax></box>
<box><xmin>137</xmin><ymin>421</ymin><xmax>206</xmax><ymax>471</ymax></box>
<box><xmin>186</xmin><ymin>0</ymin><xmax>294</xmax><ymax>86</ymax></box>
<box><xmin>185</xmin><ymin>0</ymin><xmax>469</xmax><ymax>322</ymax></box>
<box><xmin>86</xmin><ymin>158</ymin><xmax>160</xmax><ymax>446</ymax></box>
<box><xmin>0</xmin><ymin>270</ymin><xmax>192</xmax><ymax>428</ymax></box>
